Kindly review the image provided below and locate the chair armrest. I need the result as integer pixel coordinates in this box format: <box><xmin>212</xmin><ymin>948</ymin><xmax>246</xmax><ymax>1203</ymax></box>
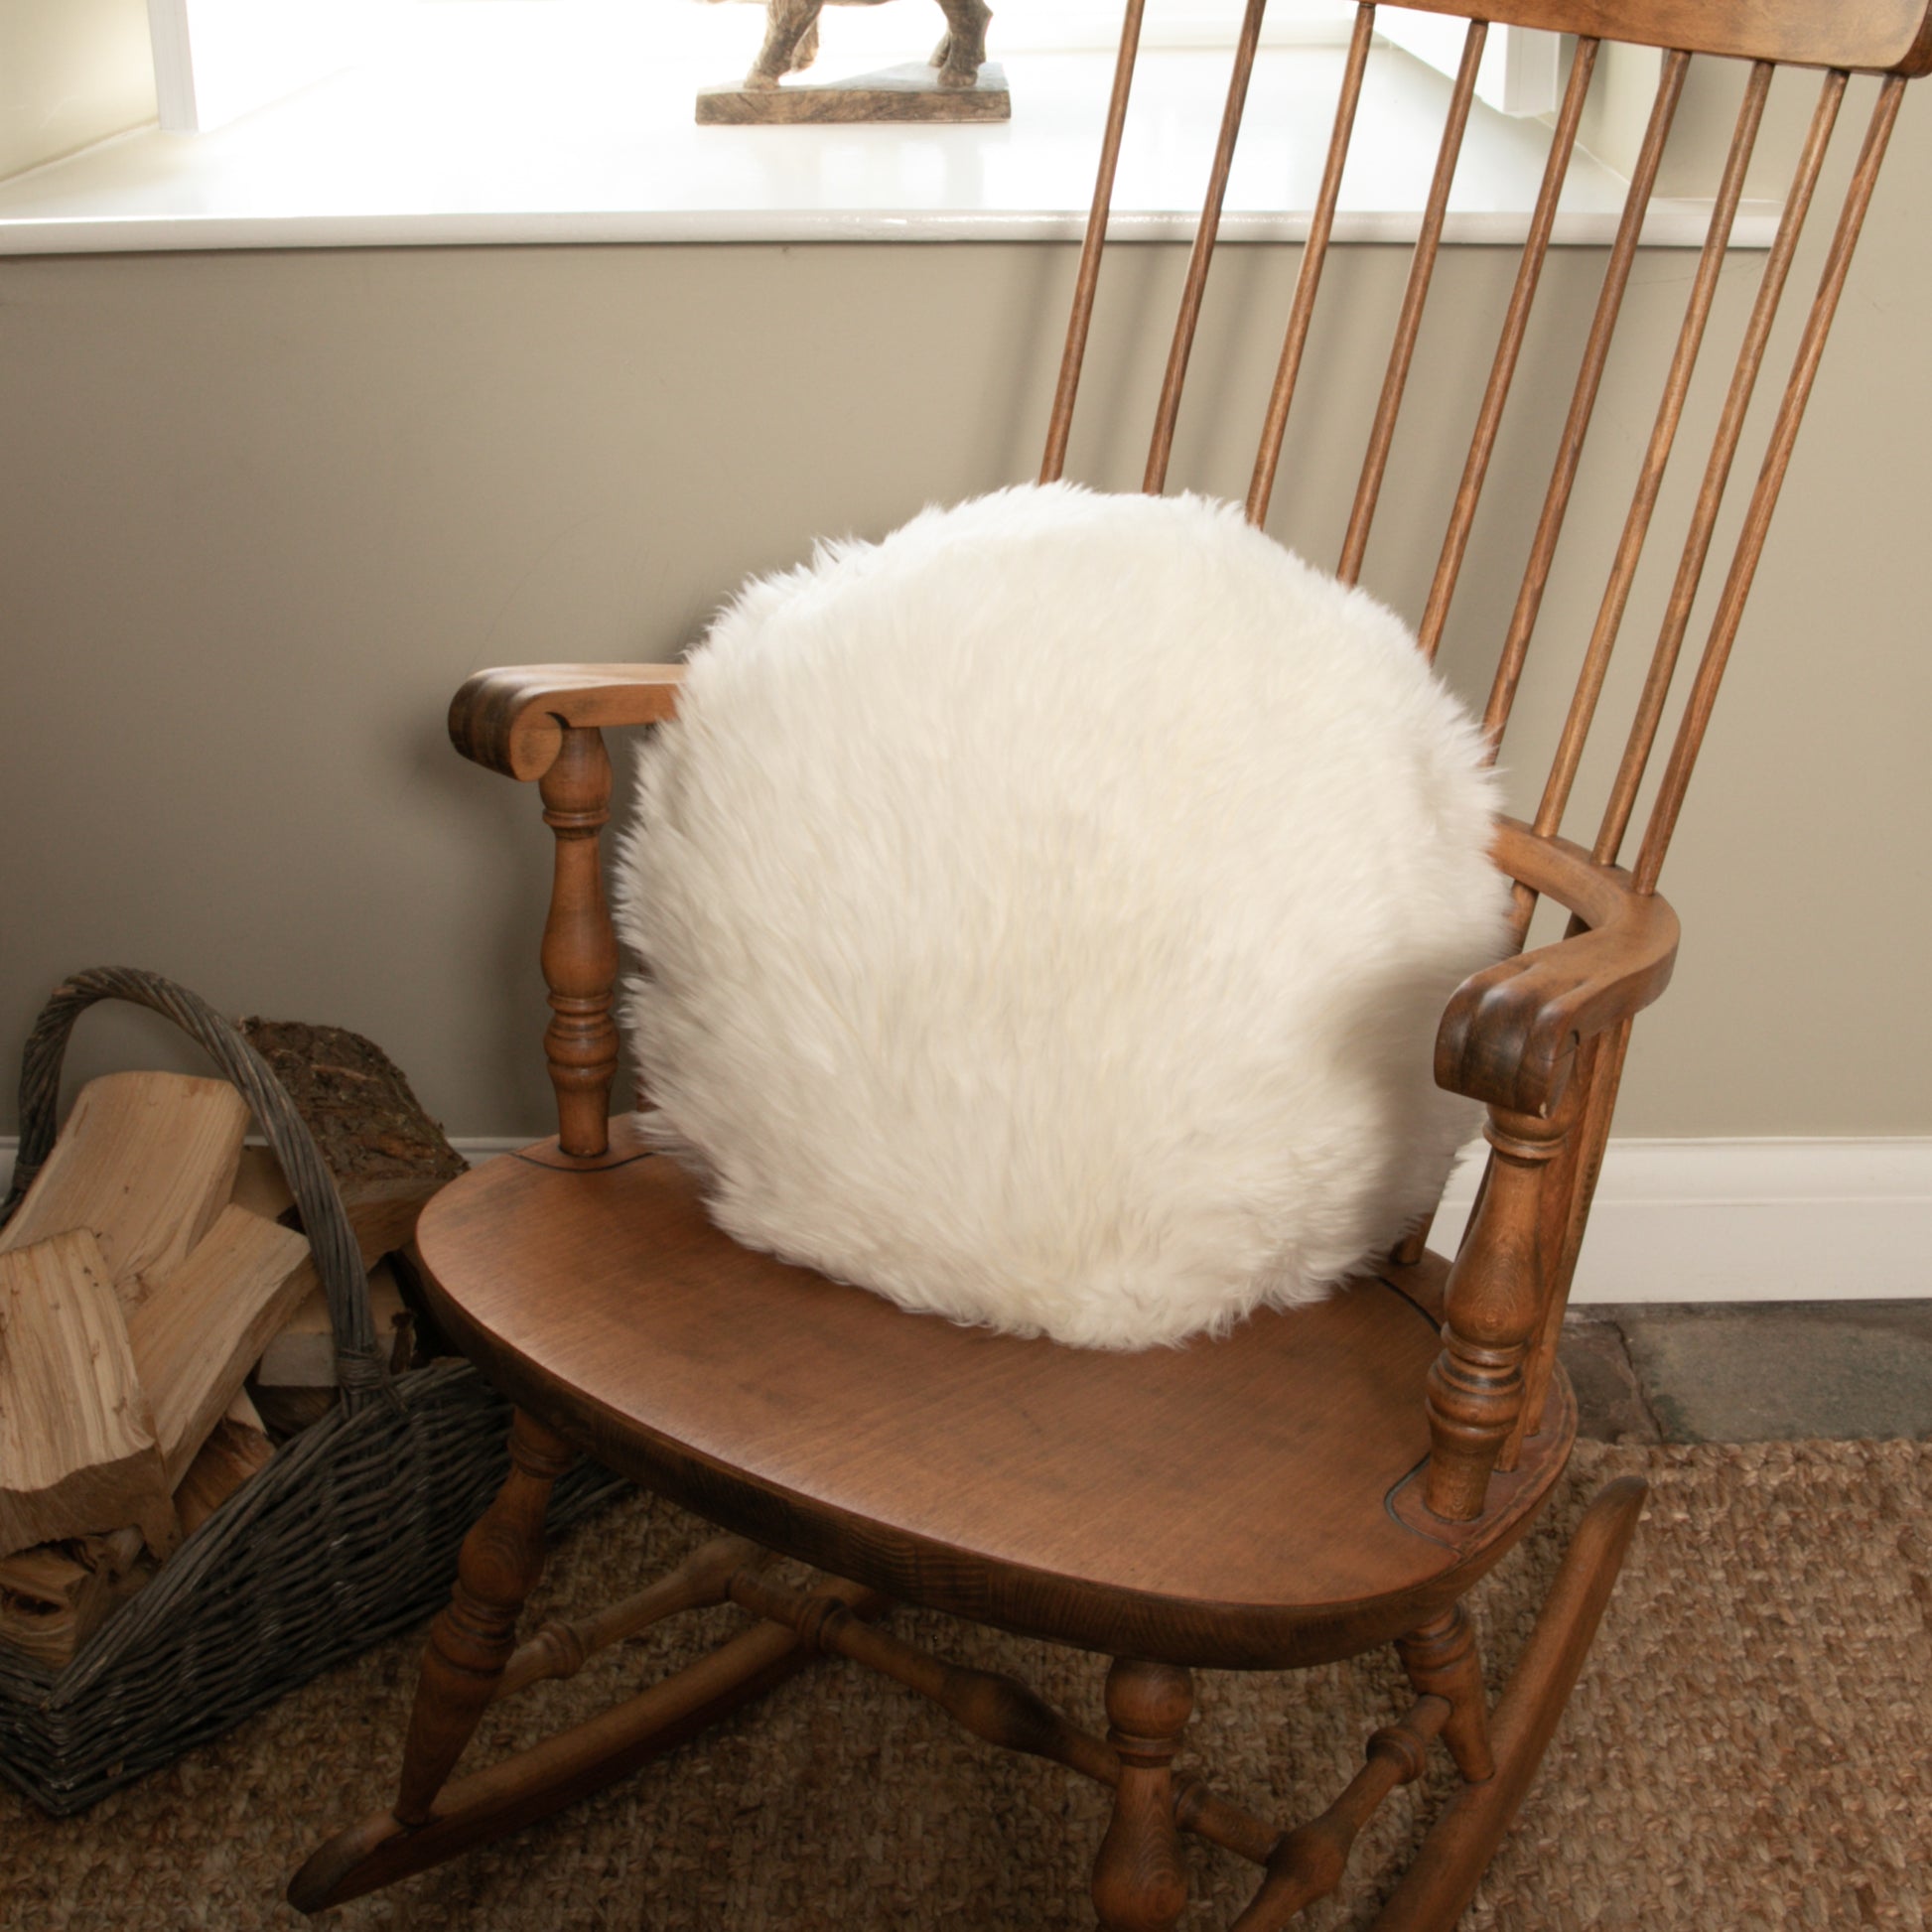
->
<box><xmin>448</xmin><ymin>663</ymin><xmax>686</xmax><ymax>780</ymax></box>
<box><xmin>448</xmin><ymin>664</ymin><xmax>685</xmax><ymax>1157</ymax></box>
<box><xmin>1436</xmin><ymin>820</ymin><xmax>1680</xmax><ymax>1120</ymax></box>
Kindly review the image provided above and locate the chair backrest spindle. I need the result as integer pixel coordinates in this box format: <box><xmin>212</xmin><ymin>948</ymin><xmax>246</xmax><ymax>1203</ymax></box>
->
<box><xmin>1051</xmin><ymin>3</ymin><xmax>1916</xmax><ymax>917</ymax></box>
<box><xmin>1143</xmin><ymin>0</ymin><xmax>1271</xmax><ymax>493</ymax></box>
<box><xmin>1529</xmin><ymin>62</ymin><xmax>1774</xmax><ymax>847</ymax></box>
<box><xmin>1040</xmin><ymin>0</ymin><xmax>1149</xmax><ymax>486</ymax></box>
<box><xmin>1481</xmin><ymin>49</ymin><xmax>1688</xmax><ymax>758</ymax></box>
<box><xmin>1335</xmin><ymin>17</ymin><xmax>1487</xmax><ymax>585</ymax></box>
<box><xmin>1633</xmin><ymin>72</ymin><xmax>1910</xmax><ymax>892</ymax></box>
<box><xmin>1417</xmin><ymin>35</ymin><xmax>1599</xmax><ymax>663</ymax></box>
<box><xmin>1247</xmin><ymin>1</ymin><xmax>1378</xmax><ymax>525</ymax></box>
<box><xmin>1595</xmin><ymin>69</ymin><xmax>1850</xmax><ymax>867</ymax></box>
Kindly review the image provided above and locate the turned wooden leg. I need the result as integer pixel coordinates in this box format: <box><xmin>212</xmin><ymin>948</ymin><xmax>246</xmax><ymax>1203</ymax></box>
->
<box><xmin>1395</xmin><ymin>1603</ymin><xmax>1494</xmax><ymax>1783</ymax></box>
<box><xmin>1372</xmin><ymin>1479</ymin><xmax>1647</xmax><ymax>1932</ymax></box>
<box><xmin>1424</xmin><ymin>1107</ymin><xmax>1566</xmax><ymax>1520</ymax></box>
<box><xmin>291</xmin><ymin>1581</ymin><xmax>884</xmax><ymax>1914</ymax></box>
<box><xmin>394</xmin><ymin>1409</ymin><xmax>576</xmax><ymax>1826</ymax></box>
<box><xmin>1092</xmin><ymin>1659</ymin><xmax>1192</xmax><ymax>1932</ymax></box>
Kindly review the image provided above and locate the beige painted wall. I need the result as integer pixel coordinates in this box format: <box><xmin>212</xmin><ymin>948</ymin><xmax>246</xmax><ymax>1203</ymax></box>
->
<box><xmin>3</xmin><ymin>83</ymin><xmax>1928</xmax><ymax>1142</ymax></box>
<box><xmin>1580</xmin><ymin>45</ymin><xmax>1821</xmax><ymax>200</ymax></box>
<box><xmin>0</xmin><ymin>0</ymin><xmax>155</xmax><ymax>181</ymax></box>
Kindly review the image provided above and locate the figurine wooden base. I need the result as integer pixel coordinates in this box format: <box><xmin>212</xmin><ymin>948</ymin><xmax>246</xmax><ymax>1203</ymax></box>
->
<box><xmin>697</xmin><ymin>62</ymin><xmax>1010</xmax><ymax>124</ymax></box>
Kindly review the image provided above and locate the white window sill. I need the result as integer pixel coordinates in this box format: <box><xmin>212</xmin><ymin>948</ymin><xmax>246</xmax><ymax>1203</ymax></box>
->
<box><xmin>0</xmin><ymin>16</ymin><xmax>1775</xmax><ymax>256</ymax></box>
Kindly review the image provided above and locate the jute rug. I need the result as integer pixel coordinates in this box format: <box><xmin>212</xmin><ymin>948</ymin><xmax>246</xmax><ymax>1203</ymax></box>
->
<box><xmin>2</xmin><ymin>1440</ymin><xmax>1927</xmax><ymax>1931</ymax></box>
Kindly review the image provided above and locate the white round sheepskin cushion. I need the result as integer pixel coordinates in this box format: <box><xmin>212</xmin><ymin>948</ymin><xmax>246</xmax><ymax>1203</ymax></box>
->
<box><xmin>615</xmin><ymin>483</ymin><xmax>1511</xmax><ymax>1350</ymax></box>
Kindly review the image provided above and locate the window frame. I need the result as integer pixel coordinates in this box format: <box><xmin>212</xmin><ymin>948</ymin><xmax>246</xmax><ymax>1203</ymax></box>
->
<box><xmin>142</xmin><ymin>1</ymin><xmax>1553</xmax><ymax>134</ymax></box>
<box><xmin>1372</xmin><ymin>6</ymin><xmax>1563</xmax><ymax>114</ymax></box>
<box><xmin>146</xmin><ymin>0</ymin><xmax>393</xmax><ymax>134</ymax></box>
<box><xmin>1</xmin><ymin>10</ymin><xmax>1763</xmax><ymax>255</ymax></box>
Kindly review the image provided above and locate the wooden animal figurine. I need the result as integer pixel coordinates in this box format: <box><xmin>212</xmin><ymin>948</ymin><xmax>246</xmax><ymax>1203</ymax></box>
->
<box><xmin>742</xmin><ymin>0</ymin><xmax>992</xmax><ymax>91</ymax></box>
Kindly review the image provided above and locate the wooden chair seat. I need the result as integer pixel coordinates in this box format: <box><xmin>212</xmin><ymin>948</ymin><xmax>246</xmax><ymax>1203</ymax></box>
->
<box><xmin>416</xmin><ymin>1117</ymin><xmax>1574</xmax><ymax>1672</ymax></box>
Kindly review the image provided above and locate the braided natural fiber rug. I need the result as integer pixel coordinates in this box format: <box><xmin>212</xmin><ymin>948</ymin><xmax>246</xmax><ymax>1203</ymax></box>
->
<box><xmin>3</xmin><ymin>1441</ymin><xmax>1927</xmax><ymax>1931</ymax></box>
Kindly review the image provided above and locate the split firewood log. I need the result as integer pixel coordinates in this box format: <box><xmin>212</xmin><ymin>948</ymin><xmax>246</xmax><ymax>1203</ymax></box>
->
<box><xmin>174</xmin><ymin>1418</ymin><xmax>275</xmax><ymax>1535</ymax></box>
<box><xmin>173</xmin><ymin>1404</ymin><xmax>275</xmax><ymax>1537</ymax></box>
<box><xmin>225</xmin><ymin>1385</ymin><xmax>266</xmax><ymax>1433</ymax></box>
<box><xmin>0</xmin><ymin>1229</ymin><xmax>179</xmax><ymax>1561</ymax></box>
<box><xmin>0</xmin><ymin>1072</ymin><xmax>250</xmax><ymax>1310</ymax></box>
<box><xmin>244</xmin><ymin>1382</ymin><xmax>341</xmax><ymax>1440</ymax></box>
<box><xmin>228</xmin><ymin>1144</ymin><xmax>297</xmax><ymax>1225</ymax></box>
<box><xmin>0</xmin><ymin>1527</ymin><xmax>150</xmax><ymax>1670</ymax></box>
<box><xmin>254</xmin><ymin>1257</ymin><xmax>412</xmax><ymax>1390</ymax></box>
<box><xmin>126</xmin><ymin>1205</ymin><xmax>316</xmax><ymax>1487</ymax></box>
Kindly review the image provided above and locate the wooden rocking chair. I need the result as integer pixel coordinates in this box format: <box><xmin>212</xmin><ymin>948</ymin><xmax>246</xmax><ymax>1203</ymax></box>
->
<box><xmin>292</xmin><ymin>3</ymin><xmax>1932</xmax><ymax>1924</ymax></box>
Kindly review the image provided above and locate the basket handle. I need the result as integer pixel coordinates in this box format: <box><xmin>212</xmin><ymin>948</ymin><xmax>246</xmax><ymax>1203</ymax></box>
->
<box><xmin>2</xmin><ymin>967</ymin><xmax>391</xmax><ymax>1413</ymax></box>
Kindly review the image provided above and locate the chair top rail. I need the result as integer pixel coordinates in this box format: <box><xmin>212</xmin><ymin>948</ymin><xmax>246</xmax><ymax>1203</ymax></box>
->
<box><xmin>1376</xmin><ymin>0</ymin><xmax>1932</xmax><ymax>75</ymax></box>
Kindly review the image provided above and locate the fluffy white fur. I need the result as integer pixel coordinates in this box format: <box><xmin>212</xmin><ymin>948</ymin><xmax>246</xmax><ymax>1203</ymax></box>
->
<box><xmin>615</xmin><ymin>484</ymin><xmax>1511</xmax><ymax>1349</ymax></box>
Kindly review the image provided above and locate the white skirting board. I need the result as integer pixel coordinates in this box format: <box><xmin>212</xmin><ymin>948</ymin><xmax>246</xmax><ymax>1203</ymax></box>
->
<box><xmin>3</xmin><ymin>1137</ymin><xmax>1927</xmax><ymax>1306</ymax></box>
<box><xmin>1429</xmin><ymin>1139</ymin><xmax>1932</xmax><ymax>1304</ymax></box>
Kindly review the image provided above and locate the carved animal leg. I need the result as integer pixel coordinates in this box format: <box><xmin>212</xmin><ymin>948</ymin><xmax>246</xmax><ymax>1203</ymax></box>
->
<box><xmin>395</xmin><ymin>1409</ymin><xmax>575</xmax><ymax>1827</ymax></box>
<box><xmin>1395</xmin><ymin>1603</ymin><xmax>1495</xmax><ymax>1783</ymax></box>
<box><xmin>931</xmin><ymin>0</ymin><xmax>991</xmax><ymax>87</ymax></box>
<box><xmin>1092</xmin><ymin>1660</ymin><xmax>1193</xmax><ymax>1932</ymax></box>
<box><xmin>749</xmin><ymin>0</ymin><xmax>823</xmax><ymax>89</ymax></box>
<box><xmin>1370</xmin><ymin>1478</ymin><xmax>1648</xmax><ymax>1932</ymax></box>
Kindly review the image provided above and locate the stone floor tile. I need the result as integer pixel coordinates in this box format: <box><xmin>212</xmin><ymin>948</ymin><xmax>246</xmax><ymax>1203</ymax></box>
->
<box><xmin>1611</xmin><ymin>1300</ymin><xmax>1932</xmax><ymax>1444</ymax></box>
<box><xmin>1559</xmin><ymin>1314</ymin><xmax>1660</xmax><ymax>1443</ymax></box>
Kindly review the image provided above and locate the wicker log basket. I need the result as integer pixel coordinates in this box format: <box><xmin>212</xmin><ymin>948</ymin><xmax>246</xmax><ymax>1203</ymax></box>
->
<box><xmin>0</xmin><ymin>968</ymin><xmax>623</xmax><ymax>1815</ymax></box>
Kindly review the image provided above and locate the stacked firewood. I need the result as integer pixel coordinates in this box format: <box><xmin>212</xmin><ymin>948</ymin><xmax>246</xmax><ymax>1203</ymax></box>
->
<box><xmin>0</xmin><ymin>1024</ymin><xmax>464</xmax><ymax>1668</ymax></box>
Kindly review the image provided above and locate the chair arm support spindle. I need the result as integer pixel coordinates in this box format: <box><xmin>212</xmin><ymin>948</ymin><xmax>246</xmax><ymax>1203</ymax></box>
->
<box><xmin>448</xmin><ymin>663</ymin><xmax>687</xmax><ymax>1157</ymax></box>
<box><xmin>1424</xmin><ymin>1107</ymin><xmax>1568</xmax><ymax>1522</ymax></box>
<box><xmin>539</xmin><ymin>727</ymin><xmax>620</xmax><ymax>1159</ymax></box>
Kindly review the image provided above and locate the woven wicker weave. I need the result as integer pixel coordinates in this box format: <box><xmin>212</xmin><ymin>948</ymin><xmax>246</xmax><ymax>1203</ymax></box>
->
<box><xmin>0</xmin><ymin>969</ymin><xmax>622</xmax><ymax>1816</ymax></box>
